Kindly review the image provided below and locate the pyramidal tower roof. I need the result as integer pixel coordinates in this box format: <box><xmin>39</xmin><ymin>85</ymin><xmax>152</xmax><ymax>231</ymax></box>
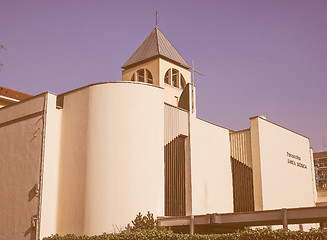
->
<box><xmin>122</xmin><ymin>27</ymin><xmax>190</xmax><ymax>69</ymax></box>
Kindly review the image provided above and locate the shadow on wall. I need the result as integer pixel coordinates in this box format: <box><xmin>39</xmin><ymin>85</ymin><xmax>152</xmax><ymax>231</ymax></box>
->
<box><xmin>24</xmin><ymin>226</ymin><xmax>36</xmax><ymax>240</ymax></box>
<box><xmin>28</xmin><ymin>184</ymin><xmax>39</xmax><ymax>202</ymax></box>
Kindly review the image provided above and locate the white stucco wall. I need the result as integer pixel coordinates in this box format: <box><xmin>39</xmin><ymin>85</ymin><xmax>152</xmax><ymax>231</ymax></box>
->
<box><xmin>48</xmin><ymin>82</ymin><xmax>164</xmax><ymax>235</ymax></box>
<box><xmin>55</xmin><ymin>87</ymin><xmax>91</xmax><ymax>235</ymax></box>
<box><xmin>83</xmin><ymin>82</ymin><xmax>164</xmax><ymax>235</ymax></box>
<box><xmin>122</xmin><ymin>58</ymin><xmax>160</xmax><ymax>86</ymax></box>
<box><xmin>191</xmin><ymin>118</ymin><xmax>233</xmax><ymax>215</ymax></box>
<box><xmin>251</xmin><ymin>117</ymin><xmax>316</xmax><ymax>210</ymax></box>
<box><xmin>0</xmin><ymin>94</ymin><xmax>45</xmax><ymax>240</ymax></box>
<box><xmin>39</xmin><ymin>93</ymin><xmax>62</xmax><ymax>239</ymax></box>
<box><xmin>159</xmin><ymin>59</ymin><xmax>191</xmax><ymax>107</ymax></box>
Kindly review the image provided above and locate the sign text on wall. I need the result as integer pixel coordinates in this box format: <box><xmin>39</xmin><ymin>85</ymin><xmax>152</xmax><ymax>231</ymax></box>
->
<box><xmin>287</xmin><ymin>152</ymin><xmax>307</xmax><ymax>169</ymax></box>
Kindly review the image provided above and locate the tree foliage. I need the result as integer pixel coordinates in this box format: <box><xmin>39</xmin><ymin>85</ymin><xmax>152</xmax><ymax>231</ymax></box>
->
<box><xmin>130</xmin><ymin>211</ymin><xmax>158</xmax><ymax>231</ymax></box>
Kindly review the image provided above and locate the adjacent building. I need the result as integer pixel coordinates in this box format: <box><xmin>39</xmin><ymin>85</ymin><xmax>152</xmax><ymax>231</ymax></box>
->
<box><xmin>0</xmin><ymin>86</ymin><xmax>31</xmax><ymax>107</ymax></box>
<box><xmin>314</xmin><ymin>151</ymin><xmax>327</xmax><ymax>207</ymax></box>
<box><xmin>314</xmin><ymin>151</ymin><xmax>327</xmax><ymax>189</ymax></box>
<box><xmin>0</xmin><ymin>26</ymin><xmax>317</xmax><ymax>240</ymax></box>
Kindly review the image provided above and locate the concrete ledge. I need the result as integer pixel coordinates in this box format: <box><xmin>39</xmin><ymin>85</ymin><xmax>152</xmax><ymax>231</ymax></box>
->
<box><xmin>158</xmin><ymin>206</ymin><xmax>327</xmax><ymax>233</ymax></box>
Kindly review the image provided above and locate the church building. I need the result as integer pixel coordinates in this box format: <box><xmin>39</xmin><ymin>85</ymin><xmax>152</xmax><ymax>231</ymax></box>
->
<box><xmin>0</xmin><ymin>26</ymin><xmax>317</xmax><ymax>240</ymax></box>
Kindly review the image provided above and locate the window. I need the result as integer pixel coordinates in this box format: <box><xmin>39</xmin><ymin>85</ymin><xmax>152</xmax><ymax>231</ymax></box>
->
<box><xmin>172</xmin><ymin>69</ymin><xmax>178</xmax><ymax>87</ymax></box>
<box><xmin>133</xmin><ymin>68</ymin><xmax>154</xmax><ymax>84</ymax></box>
<box><xmin>180</xmin><ymin>74</ymin><xmax>186</xmax><ymax>89</ymax></box>
<box><xmin>165</xmin><ymin>68</ymin><xmax>186</xmax><ymax>89</ymax></box>
<box><xmin>137</xmin><ymin>69</ymin><xmax>144</xmax><ymax>82</ymax></box>
<box><xmin>164</xmin><ymin>69</ymin><xmax>171</xmax><ymax>84</ymax></box>
<box><xmin>146</xmin><ymin>69</ymin><xmax>153</xmax><ymax>84</ymax></box>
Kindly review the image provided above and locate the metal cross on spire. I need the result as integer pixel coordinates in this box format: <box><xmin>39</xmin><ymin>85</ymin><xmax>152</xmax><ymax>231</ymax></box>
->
<box><xmin>190</xmin><ymin>60</ymin><xmax>205</xmax><ymax>113</ymax></box>
<box><xmin>154</xmin><ymin>11</ymin><xmax>159</xmax><ymax>27</ymax></box>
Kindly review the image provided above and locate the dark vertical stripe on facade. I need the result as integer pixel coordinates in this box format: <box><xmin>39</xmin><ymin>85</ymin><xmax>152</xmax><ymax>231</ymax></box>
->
<box><xmin>164</xmin><ymin>136</ymin><xmax>186</xmax><ymax>216</ymax></box>
<box><xmin>231</xmin><ymin>157</ymin><xmax>254</xmax><ymax>212</ymax></box>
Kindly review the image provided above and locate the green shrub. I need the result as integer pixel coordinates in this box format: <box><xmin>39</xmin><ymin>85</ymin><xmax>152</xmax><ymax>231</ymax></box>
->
<box><xmin>130</xmin><ymin>211</ymin><xmax>158</xmax><ymax>232</ymax></box>
<box><xmin>44</xmin><ymin>228</ymin><xmax>327</xmax><ymax>240</ymax></box>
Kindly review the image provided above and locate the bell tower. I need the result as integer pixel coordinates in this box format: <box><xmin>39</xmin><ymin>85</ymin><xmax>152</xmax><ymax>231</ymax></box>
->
<box><xmin>121</xmin><ymin>27</ymin><xmax>191</xmax><ymax>106</ymax></box>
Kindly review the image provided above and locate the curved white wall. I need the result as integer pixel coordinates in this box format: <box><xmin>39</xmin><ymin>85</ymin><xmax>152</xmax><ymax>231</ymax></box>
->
<box><xmin>82</xmin><ymin>82</ymin><xmax>164</xmax><ymax>235</ymax></box>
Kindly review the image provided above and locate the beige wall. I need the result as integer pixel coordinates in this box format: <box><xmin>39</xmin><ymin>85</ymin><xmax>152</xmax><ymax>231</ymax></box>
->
<box><xmin>230</xmin><ymin>130</ymin><xmax>252</xmax><ymax>167</ymax></box>
<box><xmin>190</xmin><ymin>118</ymin><xmax>233</xmax><ymax>214</ymax></box>
<box><xmin>310</xmin><ymin>148</ymin><xmax>318</xmax><ymax>203</ymax></box>
<box><xmin>83</xmin><ymin>82</ymin><xmax>164</xmax><ymax>235</ymax></box>
<box><xmin>159</xmin><ymin>58</ymin><xmax>191</xmax><ymax>106</ymax></box>
<box><xmin>42</xmin><ymin>82</ymin><xmax>165</xmax><ymax>236</ymax></box>
<box><xmin>55</xmin><ymin>87</ymin><xmax>91</xmax><ymax>235</ymax></box>
<box><xmin>122</xmin><ymin>57</ymin><xmax>191</xmax><ymax>107</ymax></box>
<box><xmin>0</xmin><ymin>97</ymin><xmax>19</xmax><ymax>108</ymax></box>
<box><xmin>250</xmin><ymin>117</ymin><xmax>315</xmax><ymax>210</ymax></box>
<box><xmin>158</xmin><ymin>58</ymin><xmax>191</xmax><ymax>87</ymax></box>
<box><xmin>2</xmin><ymin>79</ymin><xmax>319</xmax><ymax>237</ymax></box>
<box><xmin>250</xmin><ymin>119</ymin><xmax>264</xmax><ymax>211</ymax></box>
<box><xmin>0</xmin><ymin>94</ymin><xmax>46</xmax><ymax>240</ymax></box>
<box><xmin>39</xmin><ymin>94</ymin><xmax>63</xmax><ymax>239</ymax></box>
<box><xmin>122</xmin><ymin>58</ymin><xmax>160</xmax><ymax>86</ymax></box>
<box><xmin>0</xmin><ymin>99</ymin><xmax>8</xmax><ymax>108</ymax></box>
<box><xmin>164</xmin><ymin>103</ymin><xmax>188</xmax><ymax>145</ymax></box>
<box><xmin>0</xmin><ymin>96</ymin><xmax>44</xmax><ymax>124</ymax></box>
<box><xmin>316</xmin><ymin>189</ymin><xmax>327</xmax><ymax>206</ymax></box>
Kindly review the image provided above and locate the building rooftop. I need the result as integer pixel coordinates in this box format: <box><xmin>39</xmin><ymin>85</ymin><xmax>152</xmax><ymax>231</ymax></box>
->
<box><xmin>0</xmin><ymin>86</ymin><xmax>32</xmax><ymax>101</ymax></box>
<box><xmin>314</xmin><ymin>151</ymin><xmax>327</xmax><ymax>159</ymax></box>
<box><xmin>122</xmin><ymin>27</ymin><xmax>190</xmax><ymax>70</ymax></box>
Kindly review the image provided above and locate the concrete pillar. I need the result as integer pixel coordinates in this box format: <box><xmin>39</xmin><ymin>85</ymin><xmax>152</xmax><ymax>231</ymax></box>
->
<box><xmin>282</xmin><ymin>208</ymin><xmax>288</xmax><ymax>230</ymax></box>
<box><xmin>190</xmin><ymin>215</ymin><xmax>194</xmax><ymax>235</ymax></box>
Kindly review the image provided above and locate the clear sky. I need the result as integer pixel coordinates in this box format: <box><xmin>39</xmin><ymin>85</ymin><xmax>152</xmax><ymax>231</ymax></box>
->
<box><xmin>0</xmin><ymin>0</ymin><xmax>326</xmax><ymax>152</ymax></box>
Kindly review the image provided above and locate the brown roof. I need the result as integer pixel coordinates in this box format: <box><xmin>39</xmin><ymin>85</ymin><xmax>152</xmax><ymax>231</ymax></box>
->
<box><xmin>314</xmin><ymin>151</ymin><xmax>327</xmax><ymax>159</ymax></box>
<box><xmin>122</xmin><ymin>27</ymin><xmax>190</xmax><ymax>69</ymax></box>
<box><xmin>0</xmin><ymin>86</ymin><xmax>32</xmax><ymax>101</ymax></box>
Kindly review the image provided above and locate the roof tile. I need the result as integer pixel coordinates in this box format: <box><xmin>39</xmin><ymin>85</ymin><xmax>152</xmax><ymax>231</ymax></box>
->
<box><xmin>314</xmin><ymin>151</ymin><xmax>327</xmax><ymax>159</ymax></box>
<box><xmin>0</xmin><ymin>86</ymin><xmax>32</xmax><ymax>100</ymax></box>
<box><xmin>122</xmin><ymin>27</ymin><xmax>190</xmax><ymax>69</ymax></box>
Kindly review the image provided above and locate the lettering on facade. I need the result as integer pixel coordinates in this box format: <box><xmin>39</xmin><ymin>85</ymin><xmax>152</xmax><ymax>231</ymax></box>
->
<box><xmin>287</xmin><ymin>152</ymin><xmax>301</xmax><ymax>161</ymax></box>
<box><xmin>287</xmin><ymin>152</ymin><xmax>307</xmax><ymax>169</ymax></box>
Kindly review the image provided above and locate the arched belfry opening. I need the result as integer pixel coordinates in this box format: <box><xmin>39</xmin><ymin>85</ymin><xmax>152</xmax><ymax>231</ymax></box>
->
<box><xmin>164</xmin><ymin>68</ymin><xmax>187</xmax><ymax>90</ymax></box>
<box><xmin>130</xmin><ymin>68</ymin><xmax>154</xmax><ymax>84</ymax></box>
<box><xmin>137</xmin><ymin>69</ymin><xmax>145</xmax><ymax>82</ymax></box>
<box><xmin>146</xmin><ymin>69</ymin><xmax>153</xmax><ymax>84</ymax></box>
